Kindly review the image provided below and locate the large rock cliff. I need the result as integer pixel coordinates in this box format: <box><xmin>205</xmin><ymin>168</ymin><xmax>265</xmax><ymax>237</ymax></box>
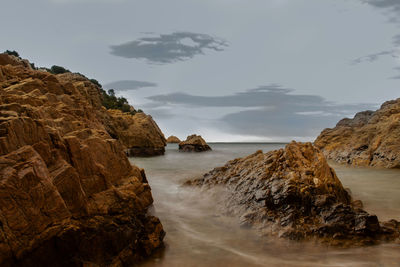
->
<box><xmin>186</xmin><ymin>142</ymin><xmax>400</xmax><ymax>246</ymax></box>
<box><xmin>0</xmin><ymin>54</ymin><xmax>164</xmax><ymax>266</ymax></box>
<box><xmin>315</xmin><ymin>98</ymin><xmax>400</xmax><ymax>168</ymax></box>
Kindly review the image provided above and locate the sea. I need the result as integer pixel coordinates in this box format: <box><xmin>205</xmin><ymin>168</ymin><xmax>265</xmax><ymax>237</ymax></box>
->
<box><xmin>129</xmin><ymin>143</ymin><xmax>400</xmax><ymax>267</ymax></box>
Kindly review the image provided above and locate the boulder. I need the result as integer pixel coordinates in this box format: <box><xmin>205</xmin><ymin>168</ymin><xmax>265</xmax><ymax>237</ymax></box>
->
<box><xmin>0</xmin><ymin>54</ymin><xmax>165</xmax><ymax>266</ymax></box>
<box><xmin>179</xmin><ymin>134</ymin><xmax>211</xmax><ymax>152</ymax></box>
<box><xmin>315</xmin><ymin>98</ymin><xmax>400</xmax><ymax>168</ymax></box>
<box><xmin>106</xmin><ymin>110</ymin><xmax>166</xmax><ymax>157</ymax></box>
<box><xmin>186</xmin><ymin>142</ymin><xmax>400</xmax><ymax>246</ymax></box>
<box><xmin>166</xmin><ymin>135</ymin><xmax>181</xmax><ymax>143</ymax></box>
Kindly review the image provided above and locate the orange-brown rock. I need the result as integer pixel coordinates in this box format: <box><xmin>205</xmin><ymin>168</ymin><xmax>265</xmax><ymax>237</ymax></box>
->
<box><xmin>0</xmin><ymin>54</ymin><xmax>32</xmax><ymax>70</ymax></box>
<box><xmin>315</xmin><ymin>99</ymin><xmax>400</xmax><ymax>168</ymax></box>
<box><xmin>166</xmin><ymin>135</ymin><xmax>181</xmax><ymax>143</ymax></box>
<box><xmin>0</xmin><ymin>54</ymin><xmax>164</xmax><ymax>266</ymax></box>
<box><xmin>186</xmin><ymin>142</ymin><xmax>400</xmax><ymax>246</ymax></box>
<box><xmin>106</xmin><ymin>110</ymin><xmax>166</xmax><ymax>157</ymax></box>
<box><xmin>179</xmin><ymin>134</ymin><xmax>211</xmax><ymax>152</ymax></box>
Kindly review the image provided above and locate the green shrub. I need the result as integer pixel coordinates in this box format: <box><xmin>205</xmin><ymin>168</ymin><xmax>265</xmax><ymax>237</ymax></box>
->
<box><xmin>4</xmin><ymin>50</ymin><xmax>20</xmax><ymax>58</ymax></box>
<box><xmin>49</xmin><ymin>65</ymin><xmax>70</xmax><ymax>74</ymax></box>
<box><xmin>90</xmin><ymin>79</ymin><xmax>102</xmax><ymax>88</ymax></box>
<box><xmin>100</xmin><ymin>88</ymin><xmax>136</xmax><ymax>114</ymax></box>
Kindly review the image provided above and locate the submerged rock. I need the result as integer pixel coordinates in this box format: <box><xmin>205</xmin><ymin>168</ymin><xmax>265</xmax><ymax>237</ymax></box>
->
<box><xmin>186</xmin><ymin>141</ymin><xmax>400</xmax><ymax>246</ymax></box>
<box><xmin>315</xmin><ymin>98</ymin><xmax>400</xmax><ymax>168</ymax></box>
<box><xmin>166</xmin><ymin>135</ymin><xmax>181</xmax><ymax>143</ymax></box>
<box><xmin>179</xmin><ymin>134</ymin><xmax>211</xmax><ymax>152</ymax></box>
<box><xmin>0</xmin><ymin>54</ymin><xmax>165</xmax><ymax>266</ymax></box>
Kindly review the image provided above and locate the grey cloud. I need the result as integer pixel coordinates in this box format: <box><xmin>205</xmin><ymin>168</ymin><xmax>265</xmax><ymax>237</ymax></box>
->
<box><xmin>147</xmin><ymin>85</ymin><xmax>376</xmax><ymax>138</ymax></box>
<box><xmin>393</xmin><ymin>34</ymin><xmax>400</xmax><ymax>46</ymax></box>
<box><xmin>110</xmin><ymin>32</ymin><xmax>228</xmax><ymax>64</ymax></box>
<box><xmin>363</xmin><ymin>0</ymin><xmax>400</xmax><ymax>10</ymax></box>
<box><xmin>104</xmin><ymin>80</ymin><xmax>157</xmax><ymax>91</ymax></box>
<box><xmin>390</xmin><ymin>66</ymin><xmax>400</xmax><ymax>79</ymax></box>
<box><xmin>351</xmin><ymin>50</ymin><xmax>398</xmax><ymax>64</ymax></box>
<box><xmin>147</xmin><ymin>85</ymin><xmax>324</xmax><ymax>108</ymax></box>
<box><xmin>363</xmin><ymin>0</ymin><xmax>400</xmax><ymax>23</ymax></box>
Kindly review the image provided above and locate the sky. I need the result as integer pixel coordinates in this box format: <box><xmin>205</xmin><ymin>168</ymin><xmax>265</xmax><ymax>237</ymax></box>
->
<box><xmin>2</xmin><ymin>0</ymin><xmax>400</xmax><ymax>142</ymax></box>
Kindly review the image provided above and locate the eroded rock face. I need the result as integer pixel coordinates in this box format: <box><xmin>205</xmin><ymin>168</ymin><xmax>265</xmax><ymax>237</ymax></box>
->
<box><xmin>0</xmin><ymin>54</ymin><xmax>165</xmax><ymax>266</ymax></box>
<box><xmin>106</xmin><ymin>110</ymin><xmax>166</xmax><ymax>157</ymax></box>
<box><xmin>186</xmin><ymin>142</ymin><xmax>400</xmax><ymax>246</ymax></box>
<box><xmin>315</xmin><ymin>99</ymin><xmax>400</xmax><ymax>168</ymax></box>
<box><xmin>179</xmin><ymin>134</ymin><xmax>211</xmax><ymax>152</ymax></box>
<box><xmin>166</xmin><ymin>135</ymin><xmax>181</xmax><ymax>143</ymax></box>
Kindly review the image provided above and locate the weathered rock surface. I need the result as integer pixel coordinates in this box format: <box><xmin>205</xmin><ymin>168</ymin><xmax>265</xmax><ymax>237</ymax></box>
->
<box><xmin>179</xmin><ymin>134</ymin><xmax>211</xmax><ymax>152</ymax></box>
<box><xmin>166</xmin><ymin>135</ymin><xmax>181</xmax><ymax>144</ymax></box>
<box><xmin>106</xmin><ymin>110</ymin><xmax>166</xmax><ymax>157</ymax></box>
<box><xmin>315</xmin><ymin>99</ymin><xmax>400</xmax><ymax>168</ymax></box>
<box><xmin>0</xmin><ymin>54</ymin><xmax>32</xmax><ymax>70</ymax></box>
<box><xmin>0</xmin><ymin>54</ymin><xmax>165</xmax><ymax>266</ymax></box>
<box><xmin>186</xmin><ymin>142</ymin><xmax>400</xmax><ymax>246</ymax></box>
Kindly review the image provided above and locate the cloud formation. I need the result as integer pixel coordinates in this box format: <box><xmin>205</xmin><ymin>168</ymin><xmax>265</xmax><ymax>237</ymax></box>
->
<box><xmin>393</xmin><ymin>34</ymin><xmax>400</xmax><ymax>46</ymax></box>
<box><xmin>390</xmin><ymin>66</ymin><xmax>400</xmax><ymax>79</ymax></box>
<box><xmin>351</xmin><ymin>50</ymin><xmax>399</xmax><ymax>64</ymax></box>
<box><xmin>104</xmin><ymin>80</ymin><xmax>157</xmax><ymax>91</ymax></box>
<box><xmin>363</xmin><ymin>0</ymin><xmax>400</xmax><ymax>12</ymax></box>
<box><xmin>110</xmin><ymin>32</ymin><xmax>228</xmax><ymax>64</ymax></box>
<box><xmin>147</xmin><ymin>85</ymin><xmax>375</xmax><ymax>138</ymax></box>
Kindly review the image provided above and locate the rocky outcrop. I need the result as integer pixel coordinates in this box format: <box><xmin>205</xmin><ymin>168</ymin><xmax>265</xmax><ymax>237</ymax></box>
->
<box><xmin>106</xmin><ymin>110</ymin><xmax>166</xmax><ymax>157</ymax></box>
<box><xmin>0</xmin><ymin>54</ymin><xmax>164</xmax><ymax>266</ymax></box>
<box><xmin>179</xmin><ymin>134</ymin><xmax>211</xmax><ymax>152</ymax></box>
<box><xmin>0</xmin><ymin>54</ymin><xmax>32</xmax><ymax>70</ymax></box>
<box><xmin>166</xmin><ymin>135</ymin><xmax>181</xmax><ymax>143</ymax></box>
<box><xmin>315</xmin><ymin>99</ymin><xmax>400</xmax><ymax>168</ymax></box>
<box><xmin>186</xmin><ymin>142</ymin><xmax>400</xmax><ymax>246</ymax></box>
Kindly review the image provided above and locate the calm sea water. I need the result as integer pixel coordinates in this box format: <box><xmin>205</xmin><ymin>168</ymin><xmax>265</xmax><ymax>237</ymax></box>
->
<box><xmin>130</xmin><ymin>143</ymin><xmax>400</xmax><ymax>267</ymax></box>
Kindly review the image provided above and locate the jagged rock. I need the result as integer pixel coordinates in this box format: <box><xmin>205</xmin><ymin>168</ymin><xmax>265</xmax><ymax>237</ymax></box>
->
<box><xmin>315</xmin><ymin>98</ymin><xmax>400</xmax><ymax>168</ymax></box>
<box><xmin>106</xmin><ymin>110</ymin><xmax>166</xmax><ymax>157</ymax></box>
<box><xmin>186</xmin><ymin>142</ymin><xmax>400</xmax><ymax>246</ymax></box>
<box><xmin>0</xmin><ymin>54</ymin><xmax>165</xmax><ymax>266</ymax></box>
<box><xmin>0</xmin><ymin>54</ymin><xmax>32</xmax><ymax>70</ymax></box>
<box><xmin>166</xmin><ymin>135</ymin><xmax>181</xmax><ymax>143</ymax></box>
<box><xmin>179</xmin><ymin>134</ymin><xmax>211</xmax><ymax>152</ymax></box>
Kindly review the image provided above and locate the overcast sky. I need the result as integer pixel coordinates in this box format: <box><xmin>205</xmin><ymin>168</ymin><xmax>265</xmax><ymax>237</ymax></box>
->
<box><xmin>2</xmin><ymin>0</ymin><xmax>400</xmax><ymax>141</ymax></box>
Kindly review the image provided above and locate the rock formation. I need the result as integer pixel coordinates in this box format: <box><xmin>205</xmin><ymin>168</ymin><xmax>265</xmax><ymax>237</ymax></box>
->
<box><xmin>186</xmin><ymin>142</ymin><xmax>400</xmax><ymax>246</ymax></box>
<box><xmin>106</xmin><ymin>110</ymin><xmax>166</xmax><ymax>157</ymax></box>
<box><xmin>0</xmin><ymin>54</ymin><xmax>165</xmax><ymax>266</ymax></box>
<box><xmin>315</xmin><ymin>98</ymin><xmax>400</xmax><ymax>168</ymax></box>
<box><xmin>179</xmin><ymin>134</ymin><xmax>211</xmax><ymax>152</ymax></box>
<box><xmin>0</xmin><ymin>54</ymin><xmax>32</xmax><ymax>70</ymax></box>
<box><xmin>166</xmin><ymin>135</ymin><xmax>181</xmax><ymax>144</ymax></box>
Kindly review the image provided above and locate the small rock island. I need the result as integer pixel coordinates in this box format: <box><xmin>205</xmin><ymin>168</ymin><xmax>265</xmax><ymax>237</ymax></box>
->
<box><xmin>179</xmin><ymin>134</ymin><xmax>212</xmax><ymax>152</ymax></box>
<box><xmin>166</xmin><ymin>135</ymin><xmax>181</xmax><ymax>143</ymax></box>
